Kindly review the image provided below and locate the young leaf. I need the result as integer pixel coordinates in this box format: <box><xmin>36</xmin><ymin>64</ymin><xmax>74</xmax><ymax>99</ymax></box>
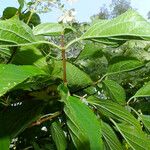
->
<box><xmin>133</xmin><ymin>81</ymin><xmax>150</xmax><ymax>98</ymax></box>
<box><xmin>52</xmin><ymin>61</ymin><xmax>92</xmax><ymax>87</ymax></box>
<box><xmin>64</xmin><ymin>96</ymin><xmax>103</xmax><ymax>149</ymax></box>
<box><xmin>0</xmin><ymin>17</ymin><xmax>36</xmax><ymax>46</ymax></box>
<box><xmin>107</xmin><ymin>57</ymin><xmax>143</xmax><ymax>75</ymax></box>
<box><xmin>51</xmin><ymin>122</ymin><xmax>67</xmax><ymax>150</ymax></box>
<box><xmin>0</xmin><ymin>64</ymin><xmax>46</xmax><ymax>96</ymax></box>
<box><xmin>112</xmin><ymin>122</ymin><xmax>150</xmax><ymax>150</ymax></box>
<box><xmin>87</xmin><ymin>97</ymin><xmax>140</xmax><ymax>129</ymax></box>
<box><xmin>101</xmin><ymin>121</ymin><xmax>123</xmax><ymax>150</ymax></box>
<box><xmin>33</xmin><ymin>23</ymin><xmax>74</xmax><ymax>36</ymax></box>
<box><xmin>103</xmin><ymin>79</ymin><xmax>126</xmax><ymax>105</ymax></box>
<box><xmin>81</xmin><ymin>10</ymin><xmax>150</xmax><ymax>43</ymax></box>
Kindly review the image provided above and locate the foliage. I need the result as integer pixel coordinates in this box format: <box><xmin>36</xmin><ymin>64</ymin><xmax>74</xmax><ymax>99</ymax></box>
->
<box><xmin>0</xmin><ymin>1</ymin><xmax>150</xmax><ymax>150</ymax></box>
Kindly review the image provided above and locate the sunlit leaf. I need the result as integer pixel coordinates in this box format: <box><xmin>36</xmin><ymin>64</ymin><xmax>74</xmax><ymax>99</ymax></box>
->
<box><xmin>0</xmin><ymin>17</ymin><xmax>36</xmax><ymax>46</ymax></box>
<box><xmin>0</xmin><ymin>64</ymin><xmax>46</xmax><ymax>96</ymax></box>
<box><xmin>81</xmin><ymin>10</ymin><xmax>150</xmax><ymax>44</ymax></box>
<box><xmin>33</xmin><ymin>23</ymin><xmax>74</xmax><ymax>36</ymax></box>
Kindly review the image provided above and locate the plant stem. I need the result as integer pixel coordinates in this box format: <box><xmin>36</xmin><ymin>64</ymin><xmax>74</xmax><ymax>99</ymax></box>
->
<box><xmin>61</xmin><ymin>33</ymin><xmax>67</xmax><ymax>85</ymax></box>
<box><xmin>26</xmin><ymin>0</ymin><xmax>39</xmax><ymax>25</ymax></box>
<box><xmin>29</xmin><ymin>111</ymin><xmax>61</xmax><ymax>127</ymax></box>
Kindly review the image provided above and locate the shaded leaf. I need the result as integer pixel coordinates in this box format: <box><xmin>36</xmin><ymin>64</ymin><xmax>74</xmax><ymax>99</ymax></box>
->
<box><xmin>107</xmin><ymin>57</ymin><xmax>143</xmax><ymax>75</ymax></box>
<box><xmin>0</xmin><ymin>64</ymin><xmax>46</xmax><ymax>96</ymax></box>
<box><xmin>0</xmin><ymin>137</ymin><xmax>10</xmax><ymax>150</ymax></box>
<box><xmin>140</xmin><ymin>115</ymin><xmax>150</xmax><ymax>132</ymax></box>
<box><xmin>52</xmin><ymin>61</ymin><xmax>92</xmax><ymax>87</ymax></box>
<box><xmin>113</xmin><ymin>122</ymin><xmax>150</xmax><ymax>150</ymax></box>
<box><xmin>2</xmin><ymin>7</ymin><xmax>18</xmax><ymax>19</ymax></box>
<box><xmin>101</xmin><ymin>121</ymin><xmax>123</xmax><ymax>150</ymax></box>
<box><xmin>133</xmin><ymin>81</ymin><xmax>150</xmax><ymax>98</ymax></box>
<box><xmin>0</xmin><ymin>100</ymin><xmax>45</xmax><ymax>138</ymax></box>
<box><xmin>77</xmin><ymin>43</ymin><xmax>103</xmax><ymax>60</ymax></box>
<box><xmin>51</xmin><ymin>122</ymin><xmax>67</xmax><ymax>150</ymax></box>
<box><xmin>87</xmin><ymin>97</ymin><xmax>140</xmax><ymax>129</ymax></box>
<box><xmin>64</xmin><ymin>96</ymin><xmax>103</xmax><ymax>149</ymax></box>
<box><xmin>103</xmin><ymin>79</ymin><xmax>126</xmax><ymax>105</ymax></box>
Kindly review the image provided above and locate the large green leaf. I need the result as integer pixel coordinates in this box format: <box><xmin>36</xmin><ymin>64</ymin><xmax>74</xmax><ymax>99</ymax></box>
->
<box><xmin>51</xmin><ymin>122</ymin><xmax>67</xmax><ymax>150</ymax></box>
<box><xmin>113</xmin><ymin>122</ymin><xmax>150</xmax><ymax>150</ymax></box>
<box><xmin>33</xmin><ymin>23</ymin><xmax>74</xmax><ymax>36</ymax></box>
<box><xmin>81</xmin><ymin>10</ymin><xmax>150</xmax><ymax>43</ymax></box>
<box><xmin>0</xmin><ymin>17</ymin><xmax>36</xmax><ymax>46</ymax></box>
<box><xmin>52</xmin><ymin>61</ymin><xmax>92</xmax><ymax>87</ymax></box>
<box><xmin>107</xmin><ymin>57</ymin><xmax>143</xmax><ymax>75</ymax></box>
<box><xmin>64</xmin><ymin>96</ymin><xmax>103</xmax><ymax>149</ymax></box>
<box><xmin>87</xmin><ymin>97</ymin><xmax>140</xmax><ymax>129</ymax></box>
<box><xmin>0</xmin><ymin>100</ymin><xmax>45</xmax><ymax>138</ymax></box>
<box><xmin>77</xmin><ymin>43</ymin><xmax>103</xmax><ymax>60</ymax></box>
<box><xmin>133</xmin><ymin>81</ymin><xmax>150</xmax><ymax>98</ymax></box>
<box><xmin>0</xmin><ymin>64</ymin><xmax>46</xmax><ymax>96</ymax></box>
<box><xmin>103</xmin><ymin>79</ymin><xmax>126</xmax><ymax>105</ymax></box>
<box><xmin>0</xmin><ymin>137</ymin><xmax>10</xmax><ymax>150</ymax></box>
<box><xmin>101</xmin><ymin>121</ymin><xmax>123</xmax><ymax>150</ymax></box>
<box><xmin>140</xmin><ymin>115</ymin><xmax>150</xmax><ymax>132</ymax></box>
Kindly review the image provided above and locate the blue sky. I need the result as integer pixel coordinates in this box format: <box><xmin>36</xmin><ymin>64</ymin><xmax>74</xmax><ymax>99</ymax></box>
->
<box><xmin>0</xmin><ymin>0</ymin><xmax>149</xmax><ymax>22</ymax></box>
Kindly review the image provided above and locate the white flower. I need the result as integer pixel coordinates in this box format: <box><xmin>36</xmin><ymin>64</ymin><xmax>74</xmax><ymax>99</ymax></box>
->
<box><xmin>58</xmin><ymin>9</ymin><xmax>76</xmax><ymax>23</ymax></box>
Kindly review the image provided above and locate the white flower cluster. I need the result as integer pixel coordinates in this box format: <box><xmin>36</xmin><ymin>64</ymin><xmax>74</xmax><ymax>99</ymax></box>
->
<box><xmin>58</xmin><ymin>9</ymin><xmax>76</xmax><ymax>23</ymax></box>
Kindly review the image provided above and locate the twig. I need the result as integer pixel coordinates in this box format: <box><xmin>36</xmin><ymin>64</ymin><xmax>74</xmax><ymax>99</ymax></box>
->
<box><xmin>29</xmin><ymin>111</ymin><xmax>61</xmax><ymax>127</ymax></box>
<box><xmin>61</xmin><ymin>32</ymin><xmax>67</xmax><ymax>84</ymax></box>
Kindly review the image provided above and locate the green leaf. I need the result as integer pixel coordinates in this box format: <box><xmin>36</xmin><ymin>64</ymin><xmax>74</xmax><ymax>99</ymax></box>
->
<box><xmin>0</xmin><ymin>17</ymin><xmax>36</xmax><ymax>46</ymax></box>
<box><xmin>133</xmin><ymin>81</ymin><xmax>150</xmax><ymax>98</ymax></box>
<box><xmin>101</xmin><ymin>121</ymin><xmax>123</xmax><ymax>150</ymax></box>
<box><xmin>103</xmin><ymin>79</ymin><xmax>126</xmax><ymax>105</ymax></box>
<box><xmin>0</xmin><ymin>137</ymin><xmax>10</xmax><ymax>150</ymax></box>
<box><xmin>52</xmin><ymin>61</ymin><xmax>92</xmax><ymax>87</ymax></box>
<box><xmin>87</xmin><ymin>97</ymin><xmax>140</xmax><ymax>129</ymax></box>
<box><xmin>51</xmin><ymin>122</ymin><xmax>67</xmax><ymax>150</ymax></box>
<box><xmin>140</xmin><ymin>115</ymin><xmax>150</xmax><ymax>132</ymax></box>
<box><xmin>107</xmin><ymin>57</ymin><xmax>143</xmax><ymax>75</ymax></box>
<box><xmin>77</xmin><ymin>43</ymin><xmax>103</xmax><ymax>60</ymax></box>
<box><xmin>18</xmin><ymin>0</ymin><xmax>24</xmax><ymax>10</ymax></box>
<box><xmin>81</xmin><ymin>10</ymin><xmax>150</xmax><ymax>44</ymax></box>
<box><xmin>64</xmin><ymin>96</ymin><xmax>103</xmax><ymax>149</ymax></box>
<box><xmin>0</xmin><ymin>64</ymin><xmax>46</xmax><ymax>96</ymax></box>
<box><xmin>33</xmin><ymin>23</ymin><xmax>74</xmax><ymax>36</ymax></box>
<box><xmin>113</xmin><ymin>122</ymin><xmax>150</xmax><ymax>150</ymax></box>
<box><xmin>2</xmin><ymin>7</ymin><xmax>18</xmax><ymax>19</ymax></box>
<box><xmin>0</xmin><ymin>100</ymin><xmax>45</xmax><ymax>138</ymax></box>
